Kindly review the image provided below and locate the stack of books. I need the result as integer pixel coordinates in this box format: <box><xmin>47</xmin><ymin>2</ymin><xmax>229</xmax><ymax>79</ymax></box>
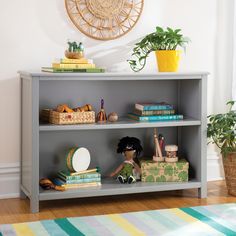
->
<box><xmin>42</xmin><ymin>58</ymin><xmax>105</xmax><ymax>73</ymax></box>
<box><xmin>53</xmin><ymin>169</ymin><xmax>101</xmax><ymax>189</ymax></box>
<box><xmin>128</xmin><ymin>102</ymin><xmax>183</xmax><ymax>121</ymax></box>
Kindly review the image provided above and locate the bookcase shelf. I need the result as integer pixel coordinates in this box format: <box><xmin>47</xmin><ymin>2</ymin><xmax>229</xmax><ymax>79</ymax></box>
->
<box><xmin>39</xmin><ymin>117</ymin><xmax>201</xmax><ymax>131</ymax></box>
<box><xmin>20</xmin><ymin>71</ymin><xmax>208</xmax><ymax>213</ymax></box>
<box><xmin>39</xmin><ymin>178</ymin><xmax>201</xmax><ymax>201</ymax></box>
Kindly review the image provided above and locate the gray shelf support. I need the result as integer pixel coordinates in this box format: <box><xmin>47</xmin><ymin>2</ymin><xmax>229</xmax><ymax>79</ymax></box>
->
<box><xmin>199</xmin><ymin>74</ymin><xmax>208</xmax><ymax>198</ymax></box>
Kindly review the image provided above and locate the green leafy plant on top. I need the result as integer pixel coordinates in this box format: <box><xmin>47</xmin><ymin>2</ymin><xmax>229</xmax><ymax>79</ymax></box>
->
<box><xmin>67</xmin><ymin>41</ymin><xmax>84</xmax><ymax>52</ymax></box>
<box><xmin>128</xmin><ymin>26</ymin><xmax>190</xmax><ymax>72</ymax></box>
<box><xmin>207</xmin><ymin>101</ymin><xmax>236</xmax><ymax>155</ymax></box>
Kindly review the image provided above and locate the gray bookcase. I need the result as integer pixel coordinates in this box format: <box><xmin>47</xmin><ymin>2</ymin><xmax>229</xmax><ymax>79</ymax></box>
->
<box><xmin>20</xmin><ymin>71</ymin><xmax>208</xmax><ymax>213</ymax></box>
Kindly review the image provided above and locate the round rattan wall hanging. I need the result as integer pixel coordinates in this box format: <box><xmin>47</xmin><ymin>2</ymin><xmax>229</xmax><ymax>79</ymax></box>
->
<box><xmin>65</xmin><ymin>0</ymin><xmax>144</xmax><ymax>40</ymax></box>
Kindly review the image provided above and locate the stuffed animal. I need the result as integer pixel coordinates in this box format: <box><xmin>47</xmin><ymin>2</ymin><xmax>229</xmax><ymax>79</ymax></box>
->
<box><xmin>109</xmin><ymin>136</ymin><xmax>143</xmax><ymax>184</ymax></box>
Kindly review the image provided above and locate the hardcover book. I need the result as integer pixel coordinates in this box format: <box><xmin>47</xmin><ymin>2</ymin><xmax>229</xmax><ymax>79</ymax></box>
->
<box><xmin>58</xmin><ymin>175</ymin><xmax>101</xmax><ymax>184</ymax></box>
<box><xmin>52</xmin><ymin>63</ymin><xmax>95</xmax><ymax>69</ymax></box>
<box><xmin>133</xmin><ymin>109</ymin><xmax>175</xmax><ymax>116</ymax></box>
<box><xmin>128</xmin><ymin>113</ymin><xmax>183</xmax><ymax>121</ymax></box>
<box><xmin>41</xmin><ymin>67</ymin><xmax>105</xmax><ymax>73</ymax></box>
<box><xmin>59</xmin><ymin>58</ymin><xmax>92</xmax><ymax>64</ymax></box>
<box><xmin>59</xmin><ymin>178</ymin><xmax>101</xmax><ymax>184</ymax></box>
<box><xmin>135</xmin><ymin>102</ymin><xmax>173</xmax><ymax>111</ymax></box>
<box><xmin>58</xmin><ymin>171</ymin><xmax>101</xmax><ymax>180</ymax></box>
<box><xmin>52</xmin><ymin>178</ymin><xmax>101</xmax><ymax>189</ymax></box>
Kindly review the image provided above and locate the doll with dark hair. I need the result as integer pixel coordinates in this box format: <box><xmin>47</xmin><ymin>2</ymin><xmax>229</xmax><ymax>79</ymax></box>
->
<box><xmin>109</xmin><ymin>136</ymin><xmax>143</xmax><ymax>184</ymax></box>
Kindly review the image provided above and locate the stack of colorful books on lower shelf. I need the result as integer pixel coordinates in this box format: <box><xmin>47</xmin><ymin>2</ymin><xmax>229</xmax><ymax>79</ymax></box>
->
<box><xmin>42</xmin><ymin>58</ymin><xmax>105</xmax><ymax>73</ymax></box>
<box><xmin>128</xmin><ymin>102</ymin><xmax>183</xmax><ymax>122</ymax></box>
<box><xmin>53</xmin><ymin>169</ymin><xmax>101</xmax><ymax>189</ymax></box>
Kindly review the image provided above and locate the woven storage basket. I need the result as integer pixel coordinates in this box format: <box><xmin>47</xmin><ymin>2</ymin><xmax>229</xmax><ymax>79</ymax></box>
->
<box><xmin>41</xmin><ymin>109</ymin><xmax>95</xmax><ymax>125</ymax></box>
<box><xmin>223</xmin><ymin>152</ymin><xmax>236</xmax><ymax>196</ymax></box>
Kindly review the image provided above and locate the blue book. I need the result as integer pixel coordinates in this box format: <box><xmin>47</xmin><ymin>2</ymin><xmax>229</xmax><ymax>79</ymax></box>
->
<box><xmin>135</xmin><ymin>102</ymin><xmax>173</xmax><ymax>111</ymax></box>
<box><xmin>58</xmin><ymin>171</ymin><xmax>101</xmax><ymax>180</ymax></box>
<box><xmin>128</xmin><ymin>113</ymin><xmax>183</xmax><ymax>121</ymax></box>
<box><xmin>59</xmin><ymin>177</ymin><xmax>101</xmax><ymax>184</ymax></box>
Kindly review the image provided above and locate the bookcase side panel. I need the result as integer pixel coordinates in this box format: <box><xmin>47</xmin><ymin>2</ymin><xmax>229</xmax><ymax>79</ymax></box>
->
<box><xmin>21</xmin><ymin>78</ymin><xmax>33</xmax><ymax>196</ymax></box>
<box><xmin>199</xmin><ymin>76</ymin><xmax>208</xmax><ymax>197</ymax></box>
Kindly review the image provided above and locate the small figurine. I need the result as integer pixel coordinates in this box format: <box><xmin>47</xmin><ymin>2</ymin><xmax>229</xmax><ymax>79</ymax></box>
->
<box><xmin>153</xmin><ymin>128</ymin><xmax>164</xmax><ymax>162</ymax></box>
<box><xmin>97</xmin><ymin>99</ymin><xmax>107</xmax><ymax>122</ymax></box>
<box><xmin>108</xmin><ymin>112</ymin><xmax>118</xmax><ymax>122</ymax></box>
<box><xmin>109</xmin><ymin>136</ymin><xmax>143</xmax><ymax>184</ymax></box>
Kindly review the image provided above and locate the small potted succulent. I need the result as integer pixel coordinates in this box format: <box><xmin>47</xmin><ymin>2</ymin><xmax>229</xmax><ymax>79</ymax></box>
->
<box><xmin>65</xmin><ymin>41</ymin><xmax>84</xmax><ymax>59</ymax></box>
<box><xmin>207</xmin><ymin>101</ymin><xmax>236</xmax><ymax>196</ymax></box>
<box><xmin>128</xmin><ymin>26</ymin><xmax>190</xmax><ymax>72</ymax></box>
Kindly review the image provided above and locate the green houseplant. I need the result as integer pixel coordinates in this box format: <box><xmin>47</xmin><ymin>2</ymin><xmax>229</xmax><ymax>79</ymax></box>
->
<box><xmin>65</xmin><ymin>41</ymin><xmax>84</xmax><ymax>59</ymax></box>
<box><xmin>128</xmin><ymin>26</ymin><xmax>190</xmax><ymax>72</ymax></box>
<box><xmin>207</xmin><ymin>101</ymin><xmax>236</xmax><ymax>196</ymax></box>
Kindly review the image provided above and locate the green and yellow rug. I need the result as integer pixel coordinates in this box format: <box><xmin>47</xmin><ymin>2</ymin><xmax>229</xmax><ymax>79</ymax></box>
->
<box><xmin>1</xmin><ymin>203</ymin><xmax>236</xmax><ymax>235</ymax></box>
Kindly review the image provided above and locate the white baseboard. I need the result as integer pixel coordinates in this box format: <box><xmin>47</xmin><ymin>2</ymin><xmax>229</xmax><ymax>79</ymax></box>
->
<box><xmin>0</xmin><ymin>163</ymin><xmax>20</xmax><ymax>199</ymax></box>
<box><xmin>0</xmin><ymin>155</ymin><xmax>224</xmax><ymax>199</ymax></box>
<box><xmin>207</xmin><ymin>152</ymin><xmax>224</xmax><ymax>181</ymax></box>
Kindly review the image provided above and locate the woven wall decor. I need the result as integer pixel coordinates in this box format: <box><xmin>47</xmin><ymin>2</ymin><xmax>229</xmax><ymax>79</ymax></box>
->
<box><xmin>65</xmin><ymin>0</ymin><xmax>144</xmax><ymax>40</ymax></box>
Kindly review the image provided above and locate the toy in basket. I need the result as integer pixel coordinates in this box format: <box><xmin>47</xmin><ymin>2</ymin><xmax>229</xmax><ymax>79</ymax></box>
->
<box><xmin>41</xmin><ymin>104</ymin><xmax>95</xmax><ymax>125</ymax></box>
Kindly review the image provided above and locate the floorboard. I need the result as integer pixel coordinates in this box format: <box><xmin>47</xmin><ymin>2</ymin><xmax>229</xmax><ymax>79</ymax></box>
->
<box><xmin>0</xmin><ymin>181</ymin><xmax>235</xmax><ymax>224</ymax></box>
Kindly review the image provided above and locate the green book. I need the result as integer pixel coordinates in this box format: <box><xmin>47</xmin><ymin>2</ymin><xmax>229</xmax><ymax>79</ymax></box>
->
<box><xmin>41</xmin><ymin>67</ymin><xmax>105</xmax><ymax>73</ymax></box>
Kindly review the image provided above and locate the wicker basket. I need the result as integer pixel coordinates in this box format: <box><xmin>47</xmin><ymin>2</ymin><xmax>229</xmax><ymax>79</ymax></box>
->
<box><xmin>223</xmin><ymin>152</ymin><xmax>236</xmax><ymax>196</ymax></box>
<box><xmin>41</xmin><ymin>109</ymin><xmax>95</xmax><ymax>125</ymax></box>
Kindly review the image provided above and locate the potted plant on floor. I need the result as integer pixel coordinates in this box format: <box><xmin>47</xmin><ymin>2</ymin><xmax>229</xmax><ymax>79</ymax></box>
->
<box><xmin>128</xmin><ymin>26</ymin><xmax>190</xmax><ymax>72</ymax></box>
<box><xmin>207</xmin><ymin>101</ymin><xmax>236</xmax><ymax>196</ymax></box>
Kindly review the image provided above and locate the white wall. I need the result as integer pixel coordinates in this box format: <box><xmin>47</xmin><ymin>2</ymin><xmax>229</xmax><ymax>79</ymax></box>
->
<box><xmin>0</xmin><ymin>0</ymin><xmax>233</xmax><ymax>196</ymax></box>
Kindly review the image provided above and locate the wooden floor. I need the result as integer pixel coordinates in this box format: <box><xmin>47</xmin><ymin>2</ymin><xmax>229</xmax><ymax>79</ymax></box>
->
<box><xmin>0</xmin><ymin>180</ymin><xmax>236</xmax><ymax>224</ymax></box>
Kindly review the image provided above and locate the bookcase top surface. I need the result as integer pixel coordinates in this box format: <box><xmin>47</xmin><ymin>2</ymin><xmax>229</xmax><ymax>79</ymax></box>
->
<box><xmin>19</xmin><ymin>71</ymin><xmax>209</xmax><ymax>81</ymax></box>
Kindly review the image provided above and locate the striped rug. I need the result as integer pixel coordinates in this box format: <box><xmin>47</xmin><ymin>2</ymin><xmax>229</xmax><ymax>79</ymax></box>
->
<box><xmin>1</xmin><ymin>203</ymin><xmax>236</xmax><ymax>235</ymax></box>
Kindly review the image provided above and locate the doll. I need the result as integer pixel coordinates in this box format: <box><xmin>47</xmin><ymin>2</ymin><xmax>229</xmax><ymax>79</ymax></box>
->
<box><xmin>109</xmin><ymin>136</ymin><xmax>143</xmax><ymax>184</ymax></box>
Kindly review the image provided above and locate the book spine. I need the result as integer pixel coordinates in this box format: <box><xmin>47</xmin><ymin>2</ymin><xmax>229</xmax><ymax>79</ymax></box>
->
<box><xmin>63</xmin><ymin>182</ymin><xmax>102</xmax><ymax>188</ymax></box>
<box><xmin>60</xmin><ymin>59</ymin><xmax>92</xmax><ymax>64</ymax></box>
<box><xmin>135</xmin><ymin>104</ymin><xmax>173</xmax><ymax>111</ymax></box>
<box><xmin>41</xmin><ymin>67</ymin><xmax>105</xmax><ymax>73</ymax></box>
<box><xmin>138</xmin><ymin>115</ymin><xmax>183</xmax><ymax>121</ymax></box>
<box><xmin>128</xmin><ymin>114</ymin><xmax>183</xmax><ymax>121</ymax></box>
<box><xmin>52</xmin><ymin>63</ymin><xmax>95</xmax><ymax>69</ymax></box>
<box><xmin>58</xmin><ymin>172</ymin><xmax>101</xmax><ymax>180</ymax></box>
<box><xmin>133</xmin><ymin>109</ymin><xmax>175</xmax><ymax>116</ymax></box>
<box><xmin>62</xmin><ymin>177</ymin><xmax>101</xmax><ymax>184</ymax></box>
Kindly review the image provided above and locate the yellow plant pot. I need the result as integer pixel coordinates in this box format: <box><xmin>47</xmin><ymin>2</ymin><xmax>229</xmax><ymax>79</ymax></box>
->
<box><xmin>155</xmin><ymin>50</ymin><xmax>181</xmax><ymax>72</ymax></box>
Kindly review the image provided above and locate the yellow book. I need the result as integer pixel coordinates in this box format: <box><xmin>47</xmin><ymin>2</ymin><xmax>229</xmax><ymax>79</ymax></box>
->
<box><xmin>52</xmin><ymin>63</ymin><xmax>96</xmax><ymax>69</ymax></box>
<box><xmin>63</xmin><ymin>182</ymin><xmax>101</xmax><ymax>189</ymax></box>
<box><xmin>60</xmin><ymin>58</ymin><xmax>92</xmax><ymax>64</ymax></box>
